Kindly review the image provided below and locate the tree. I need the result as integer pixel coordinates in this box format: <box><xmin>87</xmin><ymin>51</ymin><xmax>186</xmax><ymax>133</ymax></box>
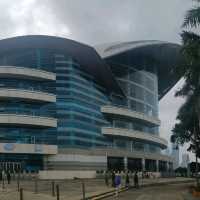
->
<box><xmin>171</xmin><ymin>94</ymin><xmax>200</xmax><ymax>157</ymax></box>
<box><xmin>175</xmin><ymin>167</ymin><xmax>187</xmax><ymax>177</ymax></box>
<box><xmin>190</xmin><ymin>162</ymin><xmax>200</xmax><ymax>176</ymax></box>
<box><xmin>171</xmin><ymin>0</ymin><xmax>200</xmax><ymax>186</ymax></box>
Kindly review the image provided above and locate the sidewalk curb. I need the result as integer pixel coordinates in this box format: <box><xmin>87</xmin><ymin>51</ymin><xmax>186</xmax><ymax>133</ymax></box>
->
<box><xmin>86</xmin><ymin>179</ymin><xmax>195</xmax><ymax>200</ymax></box>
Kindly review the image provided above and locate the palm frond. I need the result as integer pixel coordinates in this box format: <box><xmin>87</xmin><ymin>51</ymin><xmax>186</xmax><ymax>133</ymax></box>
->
<box><xmin>182</xmin><ymin>6</ymin><xmax>200</xmax><ymax>28</ymax></box>
<box><xmin>181</xmin><ymin>31</ymin><xmax>200</xmax><ymax>41</ymax></box>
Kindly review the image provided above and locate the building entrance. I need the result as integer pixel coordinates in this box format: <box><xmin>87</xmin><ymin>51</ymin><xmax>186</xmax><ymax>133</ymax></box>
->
<box><xmin>128</xmin><ymin>158</ymin><xmax>142</xmax><ymax>172</ymax></box>
<box><xmin>107</xmin><ymin>157</ymin><xmax>124</xmax><ymax>171</ymax></box>
<box><xmin>0</xmin><ymin>162</ymin><xmax>21</xmax><ymax>172</ymax></box>
<box><xmin>0</xmin><ymin>154</ymin><xmax>43</xmax><ymax>172</ymax></box>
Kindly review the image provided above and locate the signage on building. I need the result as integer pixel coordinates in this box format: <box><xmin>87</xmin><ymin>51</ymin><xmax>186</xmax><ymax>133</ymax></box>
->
<box><xmin>3</xmin><ymin>143</ymin><xmax>16</xmax><ymax>151</ymax></box>
<box><xmin>0</xmin><ymin>143</ymin><xmax>57</xmax><ymax>154</ymax></box>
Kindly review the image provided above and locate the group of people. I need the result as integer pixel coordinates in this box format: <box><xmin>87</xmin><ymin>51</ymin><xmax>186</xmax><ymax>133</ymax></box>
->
<box><xmin>105</xmin><ymin>171</ymin><xmax>139</xmax><ymax>196</ymax></box>
<box><xmin>0</xmin><ymin>170</ymin><xmax>11</xmax><ymax>184</ymax></box>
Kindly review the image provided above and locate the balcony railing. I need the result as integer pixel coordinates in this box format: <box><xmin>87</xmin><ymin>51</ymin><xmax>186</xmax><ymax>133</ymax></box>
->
<box><xmin>0</xmin><ymin>88</ymin><xmax>56</xmax><ymax>103</ymax></box>
<box><xmin>101</xmin><ymin>105</ymin><xmax>160</xmax><ymax>126</ymax></box>
<box><xmin>102</xmin><ymin>127</ymin><xmax>167</xmax><ymax>149</ymax></box>
<box><xmin>0</xmin><ymin>66</ymin><xmax>56</xmax><ymax>81</ymax></box>
<box><xmin>0</xmin><ymin>114</ymin><xmax>57</xmax><ymax>128</ymax></box>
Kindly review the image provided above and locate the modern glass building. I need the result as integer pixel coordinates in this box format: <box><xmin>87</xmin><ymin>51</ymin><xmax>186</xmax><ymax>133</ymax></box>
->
<box><xmin>0</xmin><ymin>36</ymin><xmax>181</xmax><ymax>176</ymax></box>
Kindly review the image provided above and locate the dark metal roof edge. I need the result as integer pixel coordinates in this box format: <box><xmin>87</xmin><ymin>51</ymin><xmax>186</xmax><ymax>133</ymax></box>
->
<box><xmin>0</xmin><ymin>35</ymin><xmax>124</xmax><ymax>96</ymax></box>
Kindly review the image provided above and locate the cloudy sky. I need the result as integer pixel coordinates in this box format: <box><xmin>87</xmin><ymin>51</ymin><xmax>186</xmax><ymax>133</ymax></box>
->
<box><xmin>0</xmin><ymin>0</ymin><xmax>195</xmax><ymax>162</ymax></box>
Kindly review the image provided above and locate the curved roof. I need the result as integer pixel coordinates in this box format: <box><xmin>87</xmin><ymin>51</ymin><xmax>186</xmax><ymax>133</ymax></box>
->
<box><xmin>0</xmin><ymin>35</ymin><xmax>123</xmax><ymax>95</ymax></box>
<box><xmin>95</xmin><ymin>40</ymin><xmax>183</xmax><ymax>99</ymax></box>
<box><xmin>95</xmin><ymin>40</ymin><xmax>179</xmax><ymax>58</ymax></box>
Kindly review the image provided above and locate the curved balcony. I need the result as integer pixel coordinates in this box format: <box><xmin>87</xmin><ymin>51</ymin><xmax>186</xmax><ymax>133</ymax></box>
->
<box><xmin>102</xmin><ymin>127</ymin><xmax>167</xmax><ymax>149</ymax></box>
<box><xmin>0</xmin><ymin>114</ymin><xmax>57</xmax><ymax>128</ymax></box>
<box><xmin>0</xmin><ymin>88</ymin><xmax>56</xmax><ymax>103</ymax></box>
<box><xmin>101</xmin><ymin>105</ymin><xmax>160</xmax><ymax>126</ymax></box>
<box><xmin>0</xmin><ymin>66</ymin><xmax>56</xmax><ymax>81</ymax></box>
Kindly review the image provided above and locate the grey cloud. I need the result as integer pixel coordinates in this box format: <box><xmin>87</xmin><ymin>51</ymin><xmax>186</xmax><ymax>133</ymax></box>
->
<box><xmin>0</xmin><ymin>0</ymin><xmax>193</xmax><ymax>44</ymax></box>
<box><xmin>38</xmin><ymin>0</ymin><xmax>193</xmax><ymax>45</ymax></box>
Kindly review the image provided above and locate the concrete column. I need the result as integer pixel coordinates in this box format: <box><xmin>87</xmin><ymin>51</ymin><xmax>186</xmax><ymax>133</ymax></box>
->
<box><xmin>43</xmin><ymin>156</ymin><xmax>49</xmax><ymax>170</ymax></box>
<box><xmin>131</xmin><ymin>141</ymin><xmax>134</xmax><ymax>152</ymax></box>
<box><xmin>124</xmin><ymin>157</ymin><xmax>128</xmax><ymax>171</ymax></box>
<box><xmin>156</xmin><ymin>160</ymin><xmax>159</xmax><ymax>172</ymax></box>
<box><xmin>142</xmin><ymin>158</ymin><xmax>145</xmax><ymax>171</ymax></box>
<box><xmin>12</xmin><ymin>162</ymin><xmax>14</xmax><ymax>173</ymax></box>
<box><xmin>166</xmin><ymin>162</ymin><xmax>169</xmax><ymax>172</ymax></box>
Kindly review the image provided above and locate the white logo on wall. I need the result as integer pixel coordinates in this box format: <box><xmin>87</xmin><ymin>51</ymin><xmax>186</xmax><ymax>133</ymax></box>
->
<box><xmin>3</xmin><ymin>143</ymin><xmax>16</xmax><ymax>151</ymax></box>
<box><xmin>34</xmin><ymin>144</ymin><xmax>43</xmax><ymax>153</ymax></box>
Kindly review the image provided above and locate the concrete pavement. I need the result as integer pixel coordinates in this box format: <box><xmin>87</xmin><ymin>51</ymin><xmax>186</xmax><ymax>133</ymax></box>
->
<box><xmin>0</xmin><ymin>177</ymin><xmax>195</xmax><ymax>200</ymax></box>
<box><xmin>104</xmin><ymin>183</ymin><xmax>198</xmax><ymax>200</ymax></box>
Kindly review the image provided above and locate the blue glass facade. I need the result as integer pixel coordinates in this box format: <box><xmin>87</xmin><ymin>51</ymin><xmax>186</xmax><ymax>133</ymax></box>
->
<box><xmin>0</xmin><ymin>49</ymin><xmax>56</xmax><ymax>148</ymax></box>
<box><xmin>0</xmin><ymin>47</ymin><xmax>161</xmax><ymax>152</ymax></box>
<box><xmin>0</xmin><ymin>48</ymin><xmax>57</xmax><ymax>170</ymax></box>
<box><xmin>107</xmin><ymin>56</ymin><xmax>158</xmax><ymax>118</ymax></box>
<box><xmin>104</xmin><ymin>54</ymin><xmax>161</xmax><ymax>154</ymax></box>
<box><xmin>0</xmin><ymin>36</ymin><xmax>179</xmax><ymax>172</ymax></box>
<box><xmin>55</xmin><ymin>54</ymin><xmax>111</xmax><ymax>148</ymax></box>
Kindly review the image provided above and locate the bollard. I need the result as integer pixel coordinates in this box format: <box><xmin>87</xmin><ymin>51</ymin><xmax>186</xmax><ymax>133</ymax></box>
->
<box><xmin>34</xmin><ymin>178</ymin><xmax>38</xmax><ymax>193</ymax></box>
<box><xmin>82</xmin><ymin>181</ymin><xmax>86</xmax><ymax>200</ymax></box>
<box><xmin>20</xmin><ymin>188</ymin><xmax>23</xmax><ymax>200</ymax></box>
<box><xmin>52</xmin><ymin>181</ymin><xmax>55</xmax><ymax>196</ymax></box>
<box><xmin>2</xmin><ymin>177</ymin><xmax>5</xmax><ymax>189</ymax></box>
<box><xmin>17</xmin><ymin>173</ymin><xmax>20</xmax><ymax>192</ymax></box>
<box><xmin>17</xmin><ymin>178</ymin><xmax>20</xmax><ymax>192</ymax></box>
<box><xmin>56</xmin><ymin>184</ymin><xmax>60</xmax><ymax>200</ymax></box>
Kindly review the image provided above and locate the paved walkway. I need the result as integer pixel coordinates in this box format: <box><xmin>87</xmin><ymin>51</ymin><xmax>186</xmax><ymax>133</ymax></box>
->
<box><xmin>105</xmin><ymin>183</ymin><xmax>198</xmax><ymax>200</ymax></box>
<box><xmin>0</xmin><ymin>177</ymin><xmax>195</xmax><ymax>200</ymax></box>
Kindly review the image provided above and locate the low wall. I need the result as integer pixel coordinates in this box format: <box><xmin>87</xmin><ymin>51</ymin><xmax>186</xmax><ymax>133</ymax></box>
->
<box><xmin>39</xmin><ymin>170</ymin><xmax>97</xmax><ymax>179</ymax></box>
<box><xmin>39</xmin><ymin>170</ymin><xmax>162</xmax><ymax>180</ymax></box>
<box><xmin>140</xmin><ymin>172</ymin><xmax>161</xmax><ymax>178</ymax></box>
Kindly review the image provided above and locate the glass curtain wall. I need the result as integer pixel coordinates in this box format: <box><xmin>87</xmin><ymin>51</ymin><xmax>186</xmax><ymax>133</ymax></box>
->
<box><xmin>55</xmin><ymin>54</ymin><xmax>111</xmax><ymax>148</ymax></box>
<box><xmin>0</xmin><ymin>49</ymin><xmax>57</xmax><ymax>145</ymax></box>
<box><xmin>104</xmin><ymin>53</ymin><xmax>161</xmax><ymax>154</ymax></box>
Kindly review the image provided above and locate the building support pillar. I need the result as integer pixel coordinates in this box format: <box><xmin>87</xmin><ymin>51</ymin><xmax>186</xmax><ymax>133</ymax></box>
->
<box><xmin>124</xmin><ymin>157</ymin><xmax>128</xmax><ymax>171</ymax></box>
<box><xmin>156</xmin><ymin>160</ymin><xmax>159</xmax><ymax>172</ymax></box>
<box><xmin>166</xmin><ymin>162</ymin><xmax>169</xmax><ymax>172</ymax></box>
<box><xmin>142</xmin><ymin>158</ymin><xmax>145</xmax><ymax>171</ymax></box>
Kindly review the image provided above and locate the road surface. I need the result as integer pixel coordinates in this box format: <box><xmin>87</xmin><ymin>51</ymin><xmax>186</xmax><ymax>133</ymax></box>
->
<box><xmin>105</xmin><ymin>183</ymin><xmax>193</xmax><ymax>200</ymax></box>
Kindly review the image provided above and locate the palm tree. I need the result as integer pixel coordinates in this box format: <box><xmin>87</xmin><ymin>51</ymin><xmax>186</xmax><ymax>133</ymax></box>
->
<box><xmin>183</xmin><ymin>0</ymin><xmax>200</xmax><ymax>28</ymax></box>
<box><xmin>174</xmin><ymin>0</ymin><xmax>200</xmax><ymax>186</ymax></box>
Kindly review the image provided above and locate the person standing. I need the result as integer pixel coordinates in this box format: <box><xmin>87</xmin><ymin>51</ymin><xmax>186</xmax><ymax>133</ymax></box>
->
<box><xmin>125</xmin><ymin>172</ymin><xmax>130</xmax><ymax>188</ymax></box>
<box><xmin>115</xmin><ymin>171</ymin><xmax>121</xmax><ymax>198</ymax></box>
<box><xmin>105</xmin><ymin>171</ymin><xmax>109</xmax><ymax>186</ymax></box>
<box><xmin>7</xmin><ymin>171</ymin><xmax>11</xmax><ymax>184</ymax></box>
<box><xmin>111</xmin><ymin>171</ymin><xmax>115</xmax><ymax>187</ymax></box>
<box><xmin>134</xmin><ymin>171</ymin><xmax>139</xmax><ymax>188</ymax></box>
<box><xmin>0</xmin><ymin>170</ymin><xmax>2</xmax><ymax>181</ymax></box>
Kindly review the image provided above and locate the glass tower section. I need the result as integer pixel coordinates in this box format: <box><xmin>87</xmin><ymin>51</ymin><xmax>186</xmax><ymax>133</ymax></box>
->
<box><xmin>104</xmin><ymin>53</ymin><xmax>161</xmax><ymax>154</ymax></box>
<box><xmin>0</xmin><ymin>49</ymin><xmax>57</xmax><ymax>170</ymax></box>
<box><xmin>0</xmin><ymin>36</ymin><xmax>177</xmax><ymax>173</ymax></box>
<box><xmin>0</xmin><ymin>49</ymin><xmax>56</xmax><ymax>146</ymax></box>
<box><xmin>55</xmin><ymin>54</ymin><xmax>111</xmax><ymax>148</ymax></box>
